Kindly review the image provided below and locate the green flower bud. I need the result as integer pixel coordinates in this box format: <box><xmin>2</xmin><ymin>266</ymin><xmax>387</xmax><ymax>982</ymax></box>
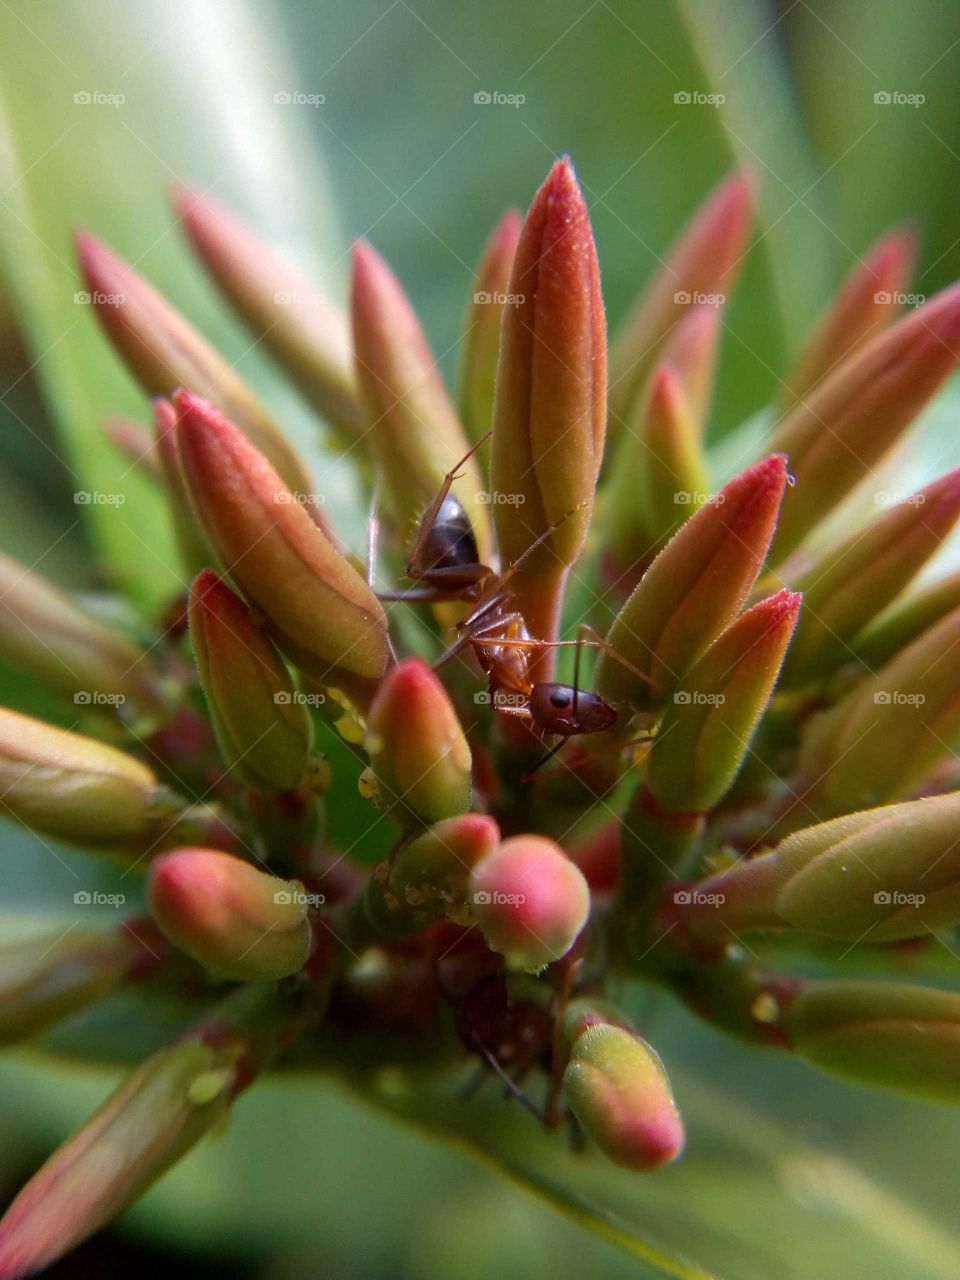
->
<box><xmin>364</xmin><ymin>813</ymin><xmax>499</xmax><ymax>936</ymax></box>
<box><xmin>609</xmin><ymin>170</ymin><xmax>752</xmax><ymax>435</ymax></box>
<box><xmin>0</xmin><ymin>552</ymin><xmax>161</xmax><ymax>712</ymax></box>
<box><xmin>0</xmin><ymin>927</ymin><xmax>151</xmax><ymax>1046</ymax></box>
<box><xmin>647</xmin><ymin>591</ymin><xmax>801</xmax><ymax>813</ymax></box>
<box><xmin>785</xmin><ymin>980</ymin><xmax>960</xmax><ymax>1103</ymax></box>
<box><xmin>0</xmin><ymin>987</ymin><xmax>298</xmax><ymax>1277</ymax></box>
<box><xmin>174</xmin><ymin>390</ymin><xmax>390</xmax><ymax>707</ymax></box>
<box><xmin>563</xmin><ymin>1022</ymin><xmax>684</xmax><ymax>1170</ymax></box>
<box><xmin>598</xmin><ymin>455</ymin><xmax>787</xmax><ymax>711</ymax></box>
<box><xmin>175</xmin><ymin>185</ymin><xmax>365</xmax><ymax>444</ymax></box>
<box><xmin>189</xmin><ymin>570</ymin><xmax>313</xmax><ymax>793</ymax></box>
<box><xmin>778</xmin><ymin>227</ymin><xmax>917</xmax><ymax>410</ymax></box>
<box><xmin>782</xmin><ymin>469</ymin><xmax>960</xmax><ymax>685</ymax></box>
<box><xmin>0</xmin><ymin>707</ymin><xmax>168</xmax><ymax>850</ymax></box>
<box><xmin>459</xmin><ymin>208</ymin><xmax>521</xmax><ymax>455</ymax></box>
<box><xmin>769</xmin><ymin>282</ymin><xmax>960</xmax><ymax>565</ymax></box>
<box><xmin>75</xmin><ymin>231</ymin><xmax>316</xmax><ymax>499</ymax></box>
<box><xmin>797</xmin><ymin>602</ymin><xmax>960</xmax><ymax>816</ymax></box>
<box><xmin>683</xmin><ymin>793</ymin><xmax>960</xmax><ymax>941</ymax></box>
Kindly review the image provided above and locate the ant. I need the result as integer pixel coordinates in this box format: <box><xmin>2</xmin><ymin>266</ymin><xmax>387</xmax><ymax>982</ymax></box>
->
<box><xmin>367</xmin><ymin>434</ymin><xmax>652</xmax><ymax>777</ymax></box>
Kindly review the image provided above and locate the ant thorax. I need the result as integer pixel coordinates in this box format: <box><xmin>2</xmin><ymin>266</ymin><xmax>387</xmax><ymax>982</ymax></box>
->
<box><xmin>473</xmin><ymin>608</ymin><xmax>535</xmax><ymax>699</ymax></box>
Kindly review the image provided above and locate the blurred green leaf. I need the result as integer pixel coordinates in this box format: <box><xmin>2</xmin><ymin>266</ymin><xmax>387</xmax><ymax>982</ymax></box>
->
<box><xmin>0</xmin><ymin>0</ymin><xmax>346</xmax><ymax>609</ymax></box>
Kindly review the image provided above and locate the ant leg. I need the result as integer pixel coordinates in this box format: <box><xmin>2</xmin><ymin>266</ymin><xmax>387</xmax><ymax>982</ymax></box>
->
<box><xmin>491</xmin><ymin>501</ymin><xmax>590</xmax><ymax>594</ymax></box>
<box><xmin>406</xmin><ymin>431</ymin><xmax>492</xmax><ymax>577</ymax></box>
<box><xmin>469</xmin><ymin>1036</ymin><xmax>546</xmax><ymax>1124</ymax></box>
<box><xmin>575</xmin><ymin>623</ymin><xmax>660</xmax><ymax>695</ymax></box>
<box><xmin>521</xmin><ymin>737</ymin><xmax>567</xmax><ymax>783</ymax></box>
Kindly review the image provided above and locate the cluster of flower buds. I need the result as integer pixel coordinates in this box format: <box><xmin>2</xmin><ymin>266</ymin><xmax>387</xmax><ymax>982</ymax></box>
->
<box><xmin>2</xmin><ymin>151</ymin><xmax>960</xmax><ymax>1276</ymax></box>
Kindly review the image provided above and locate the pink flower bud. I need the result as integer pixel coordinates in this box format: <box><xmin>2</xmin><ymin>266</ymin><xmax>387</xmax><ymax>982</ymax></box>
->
<box><xmin>148</xmin><ymin>848</ymin><xmax>312</xmax><ymax>982</ymax></box>
<box><xmin>469</xmin><ymin>835</ymin><xmax>590</xmax><ymax>972</ymax></box>
<box><xmin>365</xmin><ymin>657</ymin><xmax>472</xmax><ymax>826</ymax></box>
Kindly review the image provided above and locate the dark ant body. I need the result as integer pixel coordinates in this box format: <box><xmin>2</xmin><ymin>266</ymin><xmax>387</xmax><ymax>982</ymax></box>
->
<box><xmin>369</xmin><ymin>435</ymin><xmax>647</xmax><ymax>773</ymax></box>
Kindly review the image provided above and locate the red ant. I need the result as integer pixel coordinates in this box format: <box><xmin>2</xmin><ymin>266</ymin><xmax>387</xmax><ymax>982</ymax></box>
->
<box><xmin>368</xmin><ymin>435</ymin><xmax>651</xmax><ymax>777</ymax></box>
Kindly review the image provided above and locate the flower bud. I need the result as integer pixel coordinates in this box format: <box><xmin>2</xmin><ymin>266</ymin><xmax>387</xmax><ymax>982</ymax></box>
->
<box><xmin>0</xmin><ymin>928</ymin><xmax>152</xmax><ymax>1046</ymax></box>
<box><xmin>0</xmin><ymin>707</ymin><xmax>167</xmax><ymax>849</ymax></box>
<box><xmin>659</xmin><ymin>302</ymin><xmax>721</xmax><ymax>434</ymax></box>
<box><xmin>490</xmin><ymin>157</ymin><xmax>606</xmax><ymax>653</ymax></box>
<box><xmin>0</xmin><ymin>553</ymin><xmax>161</xmax><ymax>711</ymax></box>
<box><xmin>469</xmin><ymin>835</ymin><xmax>590</xmax><ymax>972</ymax></box>
<box><xmin>189</xmin><ymin>570</ymin><xmax>313</xmax><ymax>793</ymax></box>
<box><xmin>798</xmin><ymin>602</ymin><xmax>960</xmax><ymax>816</ymax></box>
<box><xmin>351</xmin><ymin>240</ymin><xmax>490</xmax><ymax>558</ymax></box>
<box><xmin>853</xmin><ymin>569</ymin><xmax>960</xmax><ymax>670</ymax></box>
<box><xmin>782</xmin><ymin>469</ymin><xmax>960</xmax><ymax>685</ymax></box>
<box><xmin>459</xmin><ymin>209</ymin><xmax>521</xmax><ymax>453</ymax></box>
<box><xmin>104</xmin><ymin>414</ymin><xmax>160</xmax><ymax>478</ymax></box>
<box><xmin>769</xmin><ymin>282</ymin><xmax>960</xmax><ymax>564</ymax></box>
<box><xmin>365</xmin><ymin>657</ymin><xmax>472</xmax><ymax>826</ymax></box>
<box><xmin>606</xmin><ymin>363</ymin><xmax>711</xmax><ymax>561</ymax></box>
<box><xmin>609</xmin><ymin>170</ymin><xmax>752</xmax><ymax>432</ymax></box>
<box><xmin>148</xmin><ymin>848</ymin><xmax>312</xmax><ymax>981</ymax></box>
<box><xmin>174</xmin><ymin>390</ymin><xmax>390</xmax><ymax>703</ymax></box>
<box><xmin>75</xmin><ymin>231</ymin><xmax>315</xmax><ymax>499</ymax></box>
<box><xmin>647</xmin><ymin>590</ymin><xmax>801</xmax><ymax>813</ymax></box>
<box><xmin>784</xmin><ymin>980</ymin><xmax>960</xmax><ymax>1103</ymax></box>
<box><xmin>0</xmin><ymin>986</ymin><xmax>297</xmax><ymax>1278</ymax></box>
<box><xmin>683</xmin><ymin>792</ymin><xmax>960</xmax><ymax>941</ymax></box>
<box><xmin>779</xmin><ymin>226</ymin><xmax>917</xmax><ymax>410</ymax></box>
<box><xmin>598</xmin><ymin>455</ymin><xmax>787</xmax><ymax>711</ymax></box>
<box><xmin>563</xmin><ymin>1021</ymin><xmax>684</xmax><ymax>1170</ymax></box>
<box><xmin>364</xmin><ymin>813</ymin><xmax>499</xmax><ymax>936</ymax></box>
<box><xmin>175</xmin><ymin>185</ymin><xmax>365</xmax><ymax>443</ymax></box>
<box><xmin>153</xmin><ymin>397</ymin><xmax>212</xmax><ymax>575</ymax></box>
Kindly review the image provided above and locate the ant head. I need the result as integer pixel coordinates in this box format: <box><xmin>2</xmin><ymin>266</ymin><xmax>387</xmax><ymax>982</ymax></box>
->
<box><xmin>422</xmin><ymin>493</ymin><xmax>481</xmax><ymax>573</ymax></box>
<box><xmin>530</xmin><ymin>682</ymin><xmax>618</xmax><ymax>736</ymax></box>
